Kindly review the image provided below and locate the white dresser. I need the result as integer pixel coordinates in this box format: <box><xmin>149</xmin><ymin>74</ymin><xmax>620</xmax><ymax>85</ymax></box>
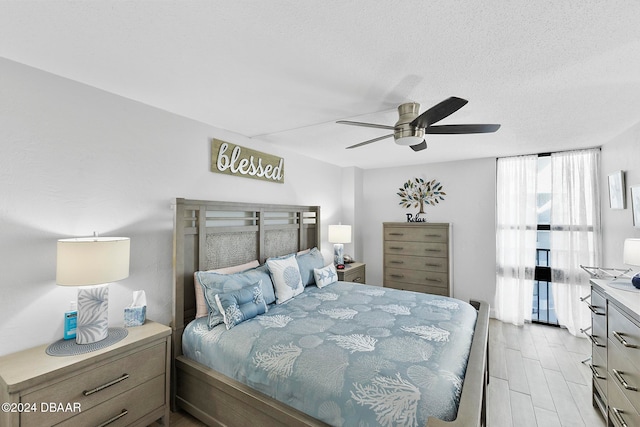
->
<box><xmin>589</xmin><ymin>279</ymin><xmax>640</xmax><ymax>426</ymax></box>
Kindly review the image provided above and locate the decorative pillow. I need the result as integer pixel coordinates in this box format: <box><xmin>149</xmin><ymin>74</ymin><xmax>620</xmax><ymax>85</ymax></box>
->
<box><xmin>196</xmin><ymin>264</ymin><xmax>275</xmax><ymax>328</ymax></box>
<box><xmin>296</xmin><ymin>247</ymin><xmax>325</xmax><ymax>286</ymax></box>
<box><xmin>193</xmin><ymin>260</ymin><xmax>259</xmax><ymax>319</ymax></box>
<box><xmin>215</xmin><ymin>283</ymin><xmax>267</xmax><ymax>330</ymax></box>
<box><xmin>267</xmin><ymin>254</ymin><xmax>304</xmax><ymax>304</ymax></box>
<box><xmin>314</xmin><ymin>264</ymin><xmax>338</xmax><ymax>288</ymax></box>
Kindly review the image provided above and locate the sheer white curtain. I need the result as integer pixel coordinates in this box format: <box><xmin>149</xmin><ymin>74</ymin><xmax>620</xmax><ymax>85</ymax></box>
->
<box><xmin>495</xmin><ymin>155</ymin><xmax>538</xmax><ymax>325</ymax></box>
<box><xmin>550</xmin><ymin>149</ymin><xmax>601</xmax><ymax>336</ymax></box>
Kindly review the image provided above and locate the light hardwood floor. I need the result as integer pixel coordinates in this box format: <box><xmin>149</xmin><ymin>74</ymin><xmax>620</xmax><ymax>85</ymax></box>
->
<box><xmin>159</xmin><ymin>319</ymin><xmax>606</xmax><ymax>427</ymax></box>
<box><xmin>488</xmin><ymin>319</ymin><xmax>605</xmax><ymax>427</ymax></box>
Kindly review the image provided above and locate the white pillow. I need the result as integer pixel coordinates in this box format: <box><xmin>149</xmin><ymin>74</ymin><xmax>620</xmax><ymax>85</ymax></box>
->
<box><xmin>267</xmin><ymin>254</ymin><xmax>304</xmax><ymax>304</ymax></box>
<box><xmin>193</xmin><ymin>260</ymin><xmax>260</xmax><ymax>318</ymax></box>
<box><xmin>313</xmin><ymin>264</ymin><xmax>338</xmax><ymax>288</ymax></box>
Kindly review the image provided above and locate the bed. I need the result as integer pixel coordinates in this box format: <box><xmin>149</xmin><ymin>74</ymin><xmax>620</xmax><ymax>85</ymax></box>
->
<box><xmin>171</xmin><ymin>198</ymin><xmax>489</xmax><ymax>427</ymax></box>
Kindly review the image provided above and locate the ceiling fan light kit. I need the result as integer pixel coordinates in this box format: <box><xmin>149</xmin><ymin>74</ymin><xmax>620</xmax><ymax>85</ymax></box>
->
<box><xmin>394</xmin><ymin>102</ymin><xmax>425</xmax><ymax>146</ymax></box>
<box><xmin>337</xmin><ymin>96</ymin><xmax>500</xmax><ymax>152</ymax></box>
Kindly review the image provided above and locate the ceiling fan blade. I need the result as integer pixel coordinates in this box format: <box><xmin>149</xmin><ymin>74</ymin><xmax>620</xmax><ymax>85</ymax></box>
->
<box><xmin>346</xmin><ymin>134</ymin><xmax>393</xmax><ymax>149</ymax></box>
<box><xmin>410</xmin><ymin>140</ymin><xmax>427</xmax><ymax>152</ymax></box>
<box><xmin>410</xmin><ymin>96</ymin><xmax>468</xmax><ymax>128</ymax></box>
<box><xmin>425</xmin><ymin>124</ymin><xmax>501</xmax><ymax>134</ymax></box>
<box><xmin>336</xmin><ymin>120</ymin><xmax>395</xmax><ymax>130</ymax></box>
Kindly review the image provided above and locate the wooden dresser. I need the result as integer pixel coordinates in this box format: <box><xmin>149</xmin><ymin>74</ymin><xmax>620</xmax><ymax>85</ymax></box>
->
<box><xmin>383</xmin><ymin>222</ymin><xmax>452</xmax><ymax>296</ymax></box>
<box><xmin>0</xmin><ymin>321</ymin><xmax>171</xmax><ymax>427</ymax></box>
<box><xmin>589</xmin><ymin>279</ymin><xmax>640</xmax><ymax>426</ymax></box>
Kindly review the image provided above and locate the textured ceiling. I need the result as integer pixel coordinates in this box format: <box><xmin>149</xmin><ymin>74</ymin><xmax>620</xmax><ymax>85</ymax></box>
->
<box><xmin>1</xmin><ymin>1</ymin><xmax>639</xmax><ymax>169</ymax></box>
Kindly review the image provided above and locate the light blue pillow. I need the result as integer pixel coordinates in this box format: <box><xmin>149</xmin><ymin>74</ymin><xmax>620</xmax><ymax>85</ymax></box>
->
<box><xmin>196</xmin><ymin>264</ymin><xmax>275</xmax><ymax>328</ymax></box>
<box><xmin>215</xmin><ymin>283</ymin><xmax>267</xmax><ymax>330</ymax></box>
<box><xmin>296</xmin><ymin>247</ymin><xmax>325</xmax><ymax>286</ymax></box>
<box><xmin>313</xmin><ymin>264</ymin><xmax>338</xmax><ymax>288</ymax></box>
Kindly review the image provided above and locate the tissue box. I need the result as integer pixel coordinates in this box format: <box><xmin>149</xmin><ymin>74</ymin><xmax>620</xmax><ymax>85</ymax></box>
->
<box><xmin>124</xmin><ymin>306</ymin><xmax>146</xmax><ymax>327</ymax></box>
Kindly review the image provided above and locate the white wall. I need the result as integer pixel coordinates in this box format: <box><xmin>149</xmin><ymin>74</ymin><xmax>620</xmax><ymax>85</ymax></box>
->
<box><xmin>0</xmin><ymin>58</ymin><xmax>343</xmax><ymax>356</ymax></box>
<box><xmin>359</xmin><ymin>158</ymin><xmax>497</xmax><ymax>307</ymax></box>
<box><xmin>601</xmin><ymin>123</ymin><xmax>640</xmax><ymax>266</ymax></box>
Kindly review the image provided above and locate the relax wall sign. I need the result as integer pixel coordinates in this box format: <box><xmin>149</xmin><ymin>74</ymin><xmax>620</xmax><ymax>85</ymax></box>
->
<box><xmin>211</xmin><ymin>139</ymin><xmax>284</xmax><ymax>184</ymax></box>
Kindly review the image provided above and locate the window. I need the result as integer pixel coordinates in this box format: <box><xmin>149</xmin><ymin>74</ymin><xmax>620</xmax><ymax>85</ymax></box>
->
<box><xmin>532</xmin><ymin>155</ymin><xmax>557</xmax><ymax>325</ymax></box>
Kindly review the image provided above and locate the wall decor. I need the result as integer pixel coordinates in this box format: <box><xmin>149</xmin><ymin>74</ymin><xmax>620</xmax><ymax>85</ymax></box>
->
<box><xmin>397</xmin><ymin>177</ymin><xmax>446</xmax><ymax>222</ymax></box>
<box><xmin>631</xmin><ymin>185</ymin><xmax>640</xmax><ymax>227</ymax></box>
<box><xmin>211</xmin><ymin>139</ymin><xmax>284</xmax><ymax>183</ymax></box>
<box><xmin>608</xmin><ymin>170</ymin><xmax>625</xmax><ymax>209</ymax></box>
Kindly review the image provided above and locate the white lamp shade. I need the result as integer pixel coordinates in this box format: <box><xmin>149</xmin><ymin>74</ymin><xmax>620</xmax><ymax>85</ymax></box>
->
<box><xmin>623</xmin><ymin>238</ymin><xmax>640</xmax><ymax>267</ymax></box>
<box><xmin>57</xmin><ymin>237</ymin><xmax>130</xmax><ymax>286</ymax></box>
<box><xmin>328</xmin><ymin>225</ymin><xmax>352</xmax><ymax>244</ymax></box>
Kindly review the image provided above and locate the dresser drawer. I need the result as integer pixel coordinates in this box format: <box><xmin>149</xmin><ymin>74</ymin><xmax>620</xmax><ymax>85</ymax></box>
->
<box><xmin>341</xmin><ymin>264</ymin><xmax>365</xmax><ymax>283</ymax></box>
<box><xmin>608</xmin><ymin>378</ymin><xmax>640</xmax><ymax>427</ymax></box>
<box><xmin>591</xmin><ymin>311</ymin><xmax>607</xmax><ymax>352</ymax></box>
<box><xmin>609</xmin><ymin>304</ymin><xmax>640</xmax><ymax>372</ymax></box>
<box><xmin>609</xmin><ymin>337</ymin><xmax>640</xmax><ymax>413</ymax></box>
<box><xmin>56</xmin><ymin>374</ymin><xmax>165</xmax><ymax>427</ymax></box>
<box><xmin>386</xmin><ymin>280</ymin><xmax>448</xmax><ymax>296</ymax></box>
<box><xmin>384</xmin><ymin>241</ymin><xmax>447</xmax><ymax>258</ymax></box>
<box><xmin>21</xmin><ymin>341</ymin><xmax>166</xmax><ymax>427</ymax></box>
<box><xmin>591</xmin><ymin>347</ymin><xmax>607</xmax><ymax>404</ymax></box>
<box><xmin>384</xmin><ymin>227</ymin><xmax>447</xmax><ymax>243</ymax></box>
<box><xmin>385</xmin><ymin>267</ymin><xmax>448</xmax><ymax>287</ymax></box>
<box><xmin>385</xmin><ymin>254</ymin><xmax>447</xmax><ymax>273</ymax></box>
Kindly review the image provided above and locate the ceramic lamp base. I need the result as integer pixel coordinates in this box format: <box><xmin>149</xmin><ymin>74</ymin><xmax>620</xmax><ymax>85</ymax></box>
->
<box><xmin>76</xmin><ymin>284</ymin><xmax>109</xmax><ymax>344</ymax></box>
<box><xmin>333</xmin><ymin>243</ymin><xmax>345</xmax><ymax>268</ymax></box>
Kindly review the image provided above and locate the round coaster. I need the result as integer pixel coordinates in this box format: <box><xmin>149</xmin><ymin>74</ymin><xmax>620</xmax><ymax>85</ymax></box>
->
<box><xmin>46</xmin><ymin>327</ymin><xmax>128</xmax><ymax>357</ymax></box>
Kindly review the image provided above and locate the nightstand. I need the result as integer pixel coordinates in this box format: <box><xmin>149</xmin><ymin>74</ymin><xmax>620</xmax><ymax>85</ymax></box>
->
<box><xmin>338</xmin><ymin>262</ymin><xmax>366</xmax><ymax>283</ymax></box>
<box><xmin>0</xmin><ymin>321</ymin><xmax>171</xmax><ymax>427</ymax></box>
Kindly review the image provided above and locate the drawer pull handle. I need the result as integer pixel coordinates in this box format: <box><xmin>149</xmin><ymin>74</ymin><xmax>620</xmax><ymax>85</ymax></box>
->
<box><xmin>390</xmin><ymin>274</ymin><xmax>405</xmax><ymax>279</ymax></box>
<box><xmin>586</xmin><ymin>333</ymin><xmax>605</xmax><ymax>348</ymax></box>
<box><xmin>83</xmin><ymin>373</ymin><xmax>129</xmax><ymax>396</ymax></box>
<box><xmin>612</xmin><ymin>331</ymin><xmax>638</xmax><ymax>348</ymax></box>
<box><xmin>589</xmin><ymin>363</ymin><xmax>606</xmax><ymax>380</ymax></box>
<box><xmin>612</xmin><ymin>369</ymin><xmax>638</xmax><ymax>391</ymax></box>
<box><xmin>354</xmin><ymin>277</ymin><xmax>362</xmax><ymax>282</ymax></box>
<box><xmin>96</xmin><ymin>409</ymin><xmax>128</xmax><ymax>427</ymax></box>
<box><xmin>390</xmin><ymin>260</ymin><xmax>404</xmax><ymax>264</ymax></box>
<box><xmin>425</xmin><ymin>263</ymin><xmax>442</xmax><ymax>268</ymax></box>
<box><xmin>587</xmin><ymin>303</ymin><xmax>605</xmax><ymax>316</ymax></box>
<box><xmin>425</xmin><ymin>249</ymin><xmax>441</xmax><ymax>252</ymax></box>
<box><xmin>390</xmin><ymin>246</ymin><xmax>404</xmax><ymax>250</ymax></box>
<box><xmin>425</xmin><ymin>278</ymin><xmax>442</xmax><ymax>283</ymax></box>
<box><xmin>389</xmin><ymin>233</ymin><xmax>404</xmax><ymax>236</ymax></box>
<box><xmin>424</xmin><ymin>234</ymin><xmax>441</xmax><ymax>237</ymax></box>
<box><xmin>611</xmin><ymin>407</ymin><xmax>629</xmax><ymax>427</ymax></box>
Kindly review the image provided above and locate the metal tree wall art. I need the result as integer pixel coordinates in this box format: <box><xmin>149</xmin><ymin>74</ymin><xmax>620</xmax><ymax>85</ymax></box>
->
<box><xmin>397</xmin><ymin>178</ymin><xmax>446</xmax><ymax>222</ymax></box>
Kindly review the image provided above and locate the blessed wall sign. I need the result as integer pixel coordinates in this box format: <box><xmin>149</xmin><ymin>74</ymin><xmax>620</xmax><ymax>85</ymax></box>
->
<box><xmin>211</xmin><ymin>139</ymin><xmax>284</xmax><ymax>184</ymax></box>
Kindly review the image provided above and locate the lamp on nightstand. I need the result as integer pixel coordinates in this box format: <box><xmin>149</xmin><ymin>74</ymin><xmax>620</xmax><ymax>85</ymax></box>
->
<box><xmin>623</xmin><ymin>238</ymin><xmax>640</xmax><ymax>289</ymax></box>
<box><xmin>328</xmin><ymin>224</ymin><xmax>351</xmax><ymax>269</ymax></box>
<box><xmin>56</xmin><ymin>236</ymin><xmax>130</xmax><ymax>344</ymax></box>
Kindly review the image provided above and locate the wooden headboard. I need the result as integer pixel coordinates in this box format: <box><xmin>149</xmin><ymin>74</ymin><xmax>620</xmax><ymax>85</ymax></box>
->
<box><xmin>171</xmin><ymin>198</ymin><xmax>321</xmax><ymax>357</ymax></box>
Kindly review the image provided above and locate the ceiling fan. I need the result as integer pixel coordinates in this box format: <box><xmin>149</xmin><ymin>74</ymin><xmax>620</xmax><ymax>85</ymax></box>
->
<box><xmin>336</xmin><ymin>96</ymin><xmax>500</xmax><ymax>152</ymax></box>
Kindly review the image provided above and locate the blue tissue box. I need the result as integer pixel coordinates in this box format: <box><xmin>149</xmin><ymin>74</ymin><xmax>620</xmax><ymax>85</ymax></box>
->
<box><xmin>124</xmin><ymin>306</ymin><xmax>146</xmax><ymax>327</ymax></box>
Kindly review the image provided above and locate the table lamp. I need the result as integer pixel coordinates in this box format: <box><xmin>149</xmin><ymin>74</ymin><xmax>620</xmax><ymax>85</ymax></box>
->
<box><xmin>56</xmin><ymin>236</ymin><xmax>130</xmax><ymax>344</ymax></box>
<box><xmin>623</xmin><ymin>238</ymin><xmax>640</xmax><ymax>289</ymax></box>
<box><xmin>328</xmin><ymin>224</ymin><xmax>351</xmax><ymax>269</ymax></box>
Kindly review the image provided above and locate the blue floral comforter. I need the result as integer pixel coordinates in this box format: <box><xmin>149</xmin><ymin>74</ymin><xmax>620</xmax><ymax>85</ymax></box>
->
<box><xmin>183</xmin><ymin>281</ymin><xmax>477</xmax><ymax>427</ymax></box>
